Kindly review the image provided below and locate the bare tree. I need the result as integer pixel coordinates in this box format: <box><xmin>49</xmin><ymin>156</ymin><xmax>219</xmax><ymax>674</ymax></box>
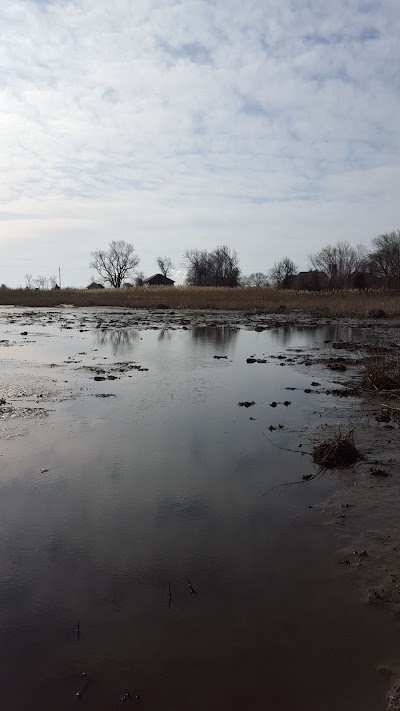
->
<box><xmin>49</xmin><ymin>275</ymin><xmax>59</xmax><ymax>289</ymax></box>
<box><xmin>90</xmin><ymin>240</ymin><xmax>140</xmax><ymax>288</ymax></box>
<box><xmin>244</xmin><ymin>272</ymin><xmax>269</xmax><ymax>287</ymax></box>
<box><xmin>184</xmin><ymin>249</ymin><xmax>213</xmax><ymax>286</ymax></box>
<box><xmin>212</xmin><ymin>245</ymin><xmax>240</xmax><ymax>287</ymax></box>
<box><xmin>34</xmin><ymin>276</ymin><xmax>49</xmax><ymax>290</ymax></box>
<box><xmin>184</xmin><ymin>245</ymin><xmax>240</xmax><ymax>287</ymax></box>
<box><xmin>25</xmin><ymin>273</ymin><xmax>34</xmax><ymax>289</ymax></box>
<box><xmin>369</xmin><ymin>231</ymin><xmax>400</xmax><ymax>290</ymax></box>
<box><xmin>308</xmin><ymin>241</ymin><xmax>367</xmax><ymax>288</ymax></box>
<box><xmin>269</xmin><ymin>258</ymin><xmax>298</xmax><ymax>288</ymax></box>
<box><xmin>134</xmin><ymin>271</ymin><xmax>145</xmax><ymax>287</ymax></box>
<box><xmin>156</xmin><ymin>257</ymin><xmax>174</xmax><ymax>278</ymax></box>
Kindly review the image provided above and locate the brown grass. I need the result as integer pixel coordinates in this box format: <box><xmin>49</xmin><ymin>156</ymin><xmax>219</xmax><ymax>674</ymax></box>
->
<box><xmin>0</xmin><ymin>287</ymin><xmax>400</xmax><ymax>316</ymax></box>
<box><xmin>361</xmin><ymin>353</ymin><xmax>400</xmax><ymax>392</ymax></box>
<box><xmin>313</xmin><ymin>428</ymin><xmax>361</xmax><ymax>469</ymax></box>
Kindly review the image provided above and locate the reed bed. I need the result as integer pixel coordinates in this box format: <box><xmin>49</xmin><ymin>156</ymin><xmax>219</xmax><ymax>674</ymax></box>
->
<box><xmin>0</xmin><ymin>286</ymin><xmax>399</xmax><ymax>316</ymax></box>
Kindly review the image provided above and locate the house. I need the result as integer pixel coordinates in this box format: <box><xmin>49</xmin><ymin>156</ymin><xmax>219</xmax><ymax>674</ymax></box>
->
<box><xmin>142</xmin><ymin>273</ymin><xmax>175</xmax><ymax>286</ymax></box>
<box><xmin>291</xmin><ymin>271</ymin><xmax>329</xmax><ymax>291</ymax></box>
<box><xmin>87</xmin><ymin>282</ymin><xmax>105</xmax><ymax>290</ymax></box>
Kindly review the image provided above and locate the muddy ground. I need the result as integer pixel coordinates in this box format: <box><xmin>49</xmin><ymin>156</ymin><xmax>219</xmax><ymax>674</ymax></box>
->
<box><xmin>1</xmin><ymin>306</ymin><xmax>400</xmax><ymax>708</ymax></box>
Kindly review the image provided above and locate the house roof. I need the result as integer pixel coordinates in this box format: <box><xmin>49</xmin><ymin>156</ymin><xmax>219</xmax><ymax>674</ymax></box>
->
<box><xmin>142</xmin><ymin>273</ymin><xmax>175</xmax><ymax>283</ymax></box>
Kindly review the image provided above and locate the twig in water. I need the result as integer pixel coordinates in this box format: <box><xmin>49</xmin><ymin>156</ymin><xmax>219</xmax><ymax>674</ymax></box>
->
<box><xmin>76</xmin><ymin>619</ymin><xmax>80</xmax><ymax>641</ymax></box>
<box><xmin>119</xmin><ymin>690</ymin><xmax>132</xmax><ymax>704</ymax></box>
<box><xmin>262</xmin><ymin>433</ymin><xmax>311</xmax><ymax>456</ymax></box>
<box><xmin>76</xmin><ymin>672</ymin><xmax>89</xmax><ymax>699</ymax></box>
<box><xmin>168</xmin><ymin>581</ymin><xmax>172</xmax><ymax>608</ymax></box>
<box><xmin>262</xmin><ymin>468</ymin><xmax>325</xmax><ymax>495</ymax></box>
<box><xmin>187</xmin><ymin>578</ymin><xmax>197</xmax><ymax>595</ymax></box>
<box><xmin>381</xmin><ymin>535</ymin><xmax>391</xmax><ymax>544</ymax></box>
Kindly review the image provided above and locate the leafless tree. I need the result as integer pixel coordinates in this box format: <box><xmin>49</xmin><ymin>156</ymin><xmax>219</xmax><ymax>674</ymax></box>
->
<box><xmin>212</xmin><ymin>245</ymin><xmax>240</xmax><ymax>286</ymax></box>
<box><xmin>134</xmin><ymin>271</ymin><xmax>144</xmax><ymax>286</ymax></box>
<box><xmin>184</xmin><ymin>249</ymin><xmax>212</xmax><ymax>286</ymax></box>
<box><xmin>25</xmin><ymin>273</ymin><xmax>34</xmax><ymax>289</ymax></box>
<box><xmin>156</xmin><ymin>257</ymin><xmax>174</xmax><ymax>278</ymax></box>
<box><xmin>269</xmin><ymin>258</ymin><xmax>298</xmax><ymax>288</ymax></box>
<box><xmin>49</xmin><ymin>275</ymin><xmax>59</xmax><ymax>289</ymax></box>
<box><xmin>243</xmin><ymin>272</ymin><xmax>269</xmax><ymax>287</ymax></box>
<box><xmin>308</xmin><ymin>241</ymin><xmax>367</xmax><ymax>288</ymax></box>
<box><xmin>184</xmin><ymin>245</ymin><xmax>240</xmax><ymax>287</ymax></box>
<box><xmin>369</xmin><ymin>231</ymin><xmax>400</xmax><ymax>290</ymax></box>
<box><xmin>90</xmin><ymin>240</ymin><xmax>140</xmax><ymax>288</ymax></box>
<box><xmin>34</xmin><ymin>276</ymin><xmax>49</xmax><ymax>290</ymax></box>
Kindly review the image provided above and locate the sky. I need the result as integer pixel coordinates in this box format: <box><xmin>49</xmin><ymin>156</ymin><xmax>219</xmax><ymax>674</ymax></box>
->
<box><xmin>1</xmin><ymin>0</ymin><xmax>400</xmax><ymax>286</ymax></box>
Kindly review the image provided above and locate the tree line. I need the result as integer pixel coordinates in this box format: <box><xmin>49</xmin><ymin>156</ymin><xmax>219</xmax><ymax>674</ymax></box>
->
<box><xmin>17</xmin><ymin>230</ymin><xmax>400</xmax><ymax>291</ymax></box>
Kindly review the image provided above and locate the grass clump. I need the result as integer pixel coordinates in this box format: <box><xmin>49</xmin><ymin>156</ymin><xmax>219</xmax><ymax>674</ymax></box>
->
<box><xmin>313</xmin><ymin>428</ymin><xmax>361</xmax><ymax>469</ymax></box>
<box><xmin>361</xmin><ymin>354</ymin><xmax>400</xmax><ymax>392</ymax></box>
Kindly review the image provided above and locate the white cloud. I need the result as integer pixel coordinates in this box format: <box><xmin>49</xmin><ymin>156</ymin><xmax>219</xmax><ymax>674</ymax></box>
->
<box><xmin>0</xmin><ymin>0</ymin><xmax>400</xmax><ymax>285</ymax></box>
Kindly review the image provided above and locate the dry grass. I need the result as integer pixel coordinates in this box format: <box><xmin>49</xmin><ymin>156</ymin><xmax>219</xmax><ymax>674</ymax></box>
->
<box><xmin>0</xmin><ymin>286</ymin><xmax>399</xmax><ymax>316</ymax></box>
<box><xmin>313</xmin><ymin>428</ymin><xmax>361</xmax><ymax>469</ymax></box>
<box><xmin>361</xmin><ymin>353</ymin><xmax>400</xmax><ymax>392</ymax></box>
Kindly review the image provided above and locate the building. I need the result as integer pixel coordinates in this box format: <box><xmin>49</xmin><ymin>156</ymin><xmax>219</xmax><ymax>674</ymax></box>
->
<box><xmin>142</xmin><ymin>274</ymin><xmax>175</xmax><ymax>286</ymax></box>
<box><xmin>291</xmin><ymin>271</ymin><xmax>329</xmax><ymax>291</ymax></box>
<box><xmin>87</xmin><ymin>282</ymin><xmax>105</xmax><ymax>290</ymax></box>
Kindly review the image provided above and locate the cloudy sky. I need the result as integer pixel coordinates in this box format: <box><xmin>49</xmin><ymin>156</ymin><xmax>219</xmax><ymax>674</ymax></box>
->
<box><xmin>1</xmin><ymin>0</ymin><xmax>400</xmax><ymax>286</ymax></box>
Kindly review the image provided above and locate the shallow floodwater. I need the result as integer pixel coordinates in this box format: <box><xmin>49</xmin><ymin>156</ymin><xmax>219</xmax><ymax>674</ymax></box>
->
<box><xmin>0</xmin><ymin>310</ymin><xmax>397</xmax><ymax>709</ymax></box>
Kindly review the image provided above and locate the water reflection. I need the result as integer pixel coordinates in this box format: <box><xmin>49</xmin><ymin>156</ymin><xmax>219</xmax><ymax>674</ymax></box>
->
<box><xmin>95</xmin><ymin>328</ymin><xmax>139</xmax><ymax>353</ymax></box>
<box><xmin>191</xmin><ymin>326</ymin><xmax>238</xmax><ymax>351</ymax></box>
<box><xmin>271</xmin><ymin>323</ymin><xmax>356</xmax><ymax>348</ymax></box>
<box><xmin>0</xmin><ymin>321</ymin><xmax>396</xmax><ymax>711</ymax></box>
<box><xmin>158</xmin><ymin>327</ymin><xmax>172</xmax><ymax>341</ymax></box>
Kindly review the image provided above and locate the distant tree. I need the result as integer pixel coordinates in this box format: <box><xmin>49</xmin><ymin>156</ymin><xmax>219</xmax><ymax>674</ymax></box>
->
<box><xmin>134</xmin><ymin>271</ymin><xmax>145</xmax><ymax>287</ymax></box>
<box><xmin>25</xmin><ymin>273</ymin><xmax>34</xmax><ymax>289</ymax></box>
<box><xmin>156</xmin><ymin>257</ymin><xmax>174</xmax><ymax>278</ymax></box>
<box><xmin>90</xmin><ymin>240</ymin><xmax>140</xmax><ymax>288</ymax></box>
<box><xmin>49</xmin><ymin>275</ymin><xmax>59</xmax><ymax>289</ymax></box>
<box><xmin>184</xmin><ymin>249</ymin><xmax>212</xmax><ymax>286</ymax></box>
<box><xmin>0</xmin><ymin>284</ymin><xmax>8</xmax><ymax>290</ymax></box>
<box><xmin>269</xmin><ymin>258</ymin><xmax>298</xmax><ymax>288</ymax></box>
<box><xmin>34</xmin><ymin>276</ymin><xmax>49</xmax><ymax>290</ymax></box>
<box><xmin>369</xmin><ymin>231</ymin><xmax>400</xmax><ymax>290</ymax></box>
<box><xmin>212</xmin><ymin>245</ymin><xmax>240</xmax><ymax>287</ymax></box>
<box><xmin>244</xmin><ymin>272</ymin><xmax>269</xmax><ymax>287</ymax></box>
<box><xmin>184</xmin><ymin>245</ymin><xmax>240</xmax><ymax>287</ymax></box>
<box><xmin>308</xmin><ymin>241</ymin><xmax>367</xmax><ymax>288</ymax></box>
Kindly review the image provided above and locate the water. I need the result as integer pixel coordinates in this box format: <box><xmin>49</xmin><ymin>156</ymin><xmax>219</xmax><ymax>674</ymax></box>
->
<box><xmin>0</xmin><ymin>310</ymin><xmax>396</xmax><ymax>709</ymax></box>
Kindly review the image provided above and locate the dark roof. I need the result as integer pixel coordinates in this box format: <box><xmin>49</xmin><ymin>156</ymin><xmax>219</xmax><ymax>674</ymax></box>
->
<box><xmin>142</xmin><ymin>273</ymin><xmax>175</xmax><ymax>284</ymax></box>
<box><xmin>87</xmin><ymin>282</ymin><xmax>105</xmax><ymax>289</ymax></box>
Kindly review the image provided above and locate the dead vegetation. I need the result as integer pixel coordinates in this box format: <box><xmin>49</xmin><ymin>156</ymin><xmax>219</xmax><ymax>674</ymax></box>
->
<box><xmin>361</xmin><ymin>353</ymin><xmax>400</xmax><ymax>392</ymax></box>
<box><xmin>312</xmin><ymin>428</ymin><xmax>361</xmax><ymax>469</ymax></box>
<box><xmin>1</xmin><ymin>287</ymin><xmax>400</xmax><ymax>316</ymax></box>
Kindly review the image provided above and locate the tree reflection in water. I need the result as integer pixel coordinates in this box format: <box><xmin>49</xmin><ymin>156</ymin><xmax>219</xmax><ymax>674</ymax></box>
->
<box><xmin>191</xmin><ymin>326</ymin><xmax>238</xmax><ymax>351</ymax></box>
<box><xmin>158</xmin><ymin>327</ymin><xmax>172</xmax><ymax>341</ymax></box>
<box><xmin>96</xmin><ymin>328</ymin><xmax>139</xmax><ymax>354</ymax></box>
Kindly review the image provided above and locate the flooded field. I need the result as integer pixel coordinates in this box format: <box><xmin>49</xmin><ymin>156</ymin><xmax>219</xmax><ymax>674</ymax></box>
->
<box><xmin>0</xmin><ymin>308</ymin><xmax>399</xmax><ymax>710</ymax></box>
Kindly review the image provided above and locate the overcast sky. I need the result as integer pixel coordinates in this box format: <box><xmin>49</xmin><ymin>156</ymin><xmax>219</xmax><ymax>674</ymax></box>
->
<box><xmin>1</xmin><ymin>0</ymin><xmax>400</xmax><ymax>286</ymax></box>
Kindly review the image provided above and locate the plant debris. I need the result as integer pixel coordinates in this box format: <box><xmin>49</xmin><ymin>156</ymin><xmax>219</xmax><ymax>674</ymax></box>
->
<box><xmin>370</xmin><ymin>467</ymin><xmax>390</xmax><ymax>477</ymax></box>
<box><xmin>238</xmin><ymin>401</ymin><xmax>256</xmax><ymax>407</ymax></box>
<box><xmin>312</xmin><ymin>429</ymin><xmax>361</xmax><ymax>469</ymax></box>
